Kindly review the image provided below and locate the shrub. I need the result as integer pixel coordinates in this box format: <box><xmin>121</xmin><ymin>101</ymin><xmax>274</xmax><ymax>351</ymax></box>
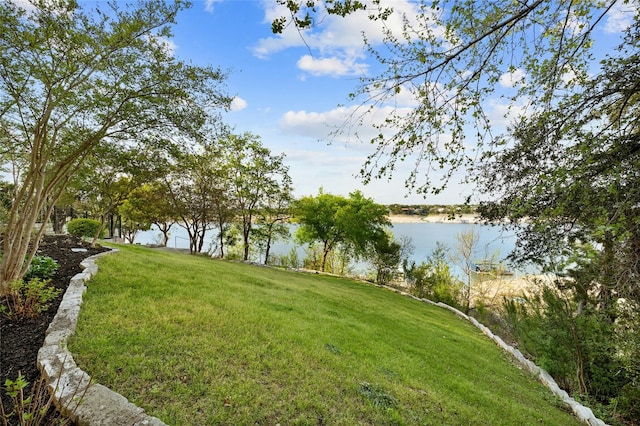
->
<box><xmin>618</xmin><ymin>382</ymin><xmax>640</xmax><ymax>421</ymax></box>
<box><xmin>502</xmin><ymin>286</ymin><xmax>584</xmax><ymax>392</ymax></box>
<box><xmin>0</xmin><ymin>278</ymin><xmax>61</xmax><ymax>320</ymax></box>
<box><xmin>0</xmin><ymin>373</ymin><xmax>58</xmax><ymax>425</ymax></box>
<box><xmin>501</xmin><ymin>284</ymin><xmax>634</xmax><ymax>421</ymax></box>
<box><xmin>0</xmin><ymin>369</ymin><xmax>86</xmax><ymax>425</ymax></box>
<box><xmin>24</xmin><ymin>255</ymin><xmax>59</xmax><ymax>281</ymax></box>
<box><xmin>404</xmin><ymin>243</ymin><xmax>462</xmax><ymax>308</ymax></box>
<box><xmin>66</xmin><ymin>218</ymin><xmax>103</xmax><ymax>238</ymax></box>
<box><xmin>268</xmin><ymin>247</ymin><xmax>301</xmax><ymax>269</ymax></box>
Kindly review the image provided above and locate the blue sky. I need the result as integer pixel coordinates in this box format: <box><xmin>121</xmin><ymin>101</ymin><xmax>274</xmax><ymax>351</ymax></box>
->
<box><xmin>95</xmin><ymin>1</ymin><xmax>639</xmax><ymax>204</ymax></box>
<box><xmin>171</xmin><ymin>1</ymin><xmax>409</xmax><ymax>202</ymax></box>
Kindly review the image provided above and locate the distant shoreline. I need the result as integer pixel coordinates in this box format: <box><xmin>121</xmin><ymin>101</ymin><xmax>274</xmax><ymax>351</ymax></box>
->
<box><xmin>388</xmin><ymin>213</ymin><xmax>483</xmax><ymax>224</ymax></box>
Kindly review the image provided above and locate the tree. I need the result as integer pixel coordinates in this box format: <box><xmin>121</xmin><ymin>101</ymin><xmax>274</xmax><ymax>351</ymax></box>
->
<box><xmin>336</xmin><ymin>190</ymin><xmax>391</xmax><ymax>258</ymax></box>
<box><xmin>451</xmin><ymin>227</ymin><xmax>480</xmax><ymax>314</ymax></box>
<box><xmin>164</xmin><ymin>147</ymin><xmax>223</xmax><ymax>254</ymax></box>
<box><xmin>294</xmin><ymin>189</ymin><xmax>390</xmax><ymax>272</ymax></box>
<box><xmin>208</xmin><ymin>174</ymin><xmax>235</xmax><ymax>258</ymax></box>
<box><xmin>478</xmin><ymin>23</ymin><xmax>640</xmax><ymax>300</ymax></box>
<box><xmin>196</xmin><ymin>139</ymin><xmax>236</xmax><ymax>258</ymax></box>
<box><xmin>294</xmin><ymin>190</ymin><xmax>346</xmax><ymax>272</ymax></box>
<box><xmin>0</xmin><ymin>0</ymin><xmax>229</xmax><ymax>292</ymax></box>
<box><xmin>225</xmin><ymin>133</ymin><xmax>291</xmax><ymax>261</ymax></box>
<box><xmin>253</xmin><ymin>173</ymin><xmax>294</xmax><ymax>265</ymax></box>
<box><xmin>370</xmin><ymin>231</ymin><xmax>413</xmax><ymax>285</ymax></box>
<box><xmin>124</xmin><ymin>182</ymin><xmax>177</xmax><ymax>247</ymax></box>
<box><xmin>67</xmin><ymin>151</ymin><xmax>137</xmax><ymax>245</ymax></box>
<box><xmin>475</xmin><ymin>27</ymin><xmax>640</xmax><ymax>417</ymax></box>
<box><xmin>273</xmin><ymin>1</ymin><xmax>629</xmax><ymax>195</ymax></box>
<box><xmin>118</xmin><ymin>193</ymin><xmax>154</xmax><ymax>244</ymax></box>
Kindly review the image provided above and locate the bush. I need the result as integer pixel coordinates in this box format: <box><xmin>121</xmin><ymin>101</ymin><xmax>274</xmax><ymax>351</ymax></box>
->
<box><xmin>404</xmin><ymin>243</ymin><xmax>462</xmax><ymax>308</ymax></box>
<box><xmin>268</xmin><ymin>248</ymin><xmax>301</xmax><ymax>269</ymax></box>
<box><xmin>0</xmin><ymin>278</ymin><xmax>61</xmax><ymax>320</ymax></box>
<box><xmin>24</xmin><ymin>255</ymin><xmax>59</xmax><ymax>281</ymax></box>
<box><xmin>0</xmin><ymin>370</ymin><xmax>84</xmax><ymax>425</ymax></box>
<box><xmin>618</xmin><ymin>382</ymin><xmax>640</xmax><ymax>421</ymax></box>
<box><xmin>501</xmin><ymin>284</ymin><xmax>638</xmax><ymax>424</ymax></box>
<box><xmin>66</xmin><ymin>218</ymin><xmax>103</xmax><ymax>238</ymax></box>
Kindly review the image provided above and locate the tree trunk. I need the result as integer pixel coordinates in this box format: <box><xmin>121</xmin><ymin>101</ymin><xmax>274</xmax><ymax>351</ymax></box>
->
<box><xmin>0</xmin><ymin>166</ymin><xmax>67</xmax><ymax>293</ymax></box>
<box><xmin>196</xmin><ymin>226</ymin><xmax>206</xmax><ymax>253</ymax></box>
<box><xmin>243</xmin><ymin>241</ymin><xmax>250</xmax><ymax>261</ymax></box>
<box><xmin>218</xmin><ymin>230</ymin><xmax>225</xmax><ymax>258</ymax></box>
<box><xmin>155</xmin><ymin>222</ymin><xmax>172</xmax><ymax>247</ymax></box>
<box><xmin>242</xmin><ymin>223</ymin><xmax>251</xmax><ymax>261</ymax></box>
<box><xmin>1</xmin><ymin>223</ymin><xmax>37</xmax><ymax>293</ymax></box>
<box><xmin>182</xmin><ymin>218</ymin><xmax>197</xmax><ymax>254</ymax></box>
<box><xmin>91</xmin><ymin>219</ymin><xmax>108</xmax><ymax>247</ymax></box>
<box><xmin>264</xmin><ymin>232</ymin><xmax>273</xmax><ymax>265</ymax></box>
<box><xmin>321</xmin><ymin>240</ymin><xmax>331</xmax><ymax>272</ymax></box>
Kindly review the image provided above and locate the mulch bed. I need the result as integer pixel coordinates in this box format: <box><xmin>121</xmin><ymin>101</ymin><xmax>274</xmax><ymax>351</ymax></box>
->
<box><xmin>0</xmin><ymin>235</ymin><xmax>110</xmax><ymax>424</ymax></box>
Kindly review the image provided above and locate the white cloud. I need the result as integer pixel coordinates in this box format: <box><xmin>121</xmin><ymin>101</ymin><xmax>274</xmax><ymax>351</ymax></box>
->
<box><xmin>277</xmin><ymin>98</ymin><xmax>476</xmax><ymax>203</ymax></box>
<box><xmin>230</xmin><ymin>96</ymin><xmax>248</xmax><ymax>111</ymax></box>
<box><xmin>253</xmin><ymin>0</ymin><xmax>313</xmax><ymax>58</ymax></box>
<box><xmin>147</xmin><ymin>35</ymin><xmax>177</xmax><ymax>56</ymax></box>
<box><xmin>297</xmin><ymin>55</ymin><xmax>368</xmax><ymax>77</ymax></box>
<box><xmin>284</xmin><ymin>143</ymin><xmax>469</xmax><ymax>204</ymax></box>
<box><xmin>279</xmin><ymin>108</ymin><xmax>349</xmax><ymax>140</ymax></box>
<box><xmin>9</xmin><ymin>0</ymin><xmax>73</xmax><ymax>16</ymax></box>
<box><xmin>9</xmin><ymin>0</ymin><xmax>36</xmax><ymax>12</ymax></box>
<box><xmin>279</xmin><ymin>104</ymin><xmax>411</xmax><ymax>144</ymax></box>
<box><xmin>253</xmin><ymin>0</ymin><xmax>429</xmax><ymax>78</ymax></box>
<box><xmin>287</xmin><ymin>149</ymin><xmax>365</xmax><ymax>169</ymax></box>
<box><xmin>604</xmin><ymin>1</ymin><xmax>637</xmax><ymax>34</ymax></box>
<box><xmin>284</xmin><ymin>149</ymin><xmax>373</xmax><ymax>198</ymax></box>
<box><xmin>485</xmin><ymin>98</ymin><xmax>532</xmax><ymax>128</ymax></box>
<box><xmin>204</xmin><ymin>0</ymin><xmax>224</xmax><ymax>13</ymax></box>
<box><xmin>499</xmin><ymin>68</ymin><xmax>526</xmax><ymax>88</ymax></box>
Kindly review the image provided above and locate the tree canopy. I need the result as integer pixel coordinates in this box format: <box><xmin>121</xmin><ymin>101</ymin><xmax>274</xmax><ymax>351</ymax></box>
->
<box><xmin>225</xmin><ymin>132</ymin><xmax>291</xmax><ymax>261</ymax></box>
<box><xmin>274</xmin><ymin>0</ymin><xmax>634</xmax><ymax>196</ymax></box>
<box><xmin>0</xmin><ymin>0</ymin><xmax>229</xmax><ymax>290</ymax></box>
<box><xmin>478</xmin><ymin>21</ymin><xmax>640</xmax><ymax>299</ymax></box>
<box><xmin>294</xmin><ymin>190</ymin><xmax>389</xmax><ymax>272</ymax></box>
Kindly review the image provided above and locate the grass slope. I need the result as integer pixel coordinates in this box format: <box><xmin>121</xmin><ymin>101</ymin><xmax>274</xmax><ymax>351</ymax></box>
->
<box><xmin>70</xmin><ymin>245</ymin><xmax>579</xmax><ymax>425</ymax></box>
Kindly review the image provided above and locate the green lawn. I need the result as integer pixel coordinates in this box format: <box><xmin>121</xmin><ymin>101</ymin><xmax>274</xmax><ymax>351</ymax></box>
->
<box><xmin>70</xmin><ymin>244</ymin><xmax>580</xmax><ymax>425</ymax></box>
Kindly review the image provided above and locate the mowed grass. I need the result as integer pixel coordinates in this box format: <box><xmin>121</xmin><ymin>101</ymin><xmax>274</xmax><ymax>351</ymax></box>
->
<box><xmin>69</xmin><ymin>245</ymin><xmax>580</xmax><ymax>425</ymax></box>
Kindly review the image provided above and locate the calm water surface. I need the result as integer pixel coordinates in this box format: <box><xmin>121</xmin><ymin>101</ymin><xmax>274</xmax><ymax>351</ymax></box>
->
<box><xmin>134</xmin><ymin>222</ymin><xmax>526</xmax><ymax>277</ymax></box>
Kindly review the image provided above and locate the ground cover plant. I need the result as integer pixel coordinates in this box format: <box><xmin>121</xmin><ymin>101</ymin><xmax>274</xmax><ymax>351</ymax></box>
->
<box><xmin>70</xmin><ymin>244</ymin><xmax>582</xmax><ymax>425</ymax></box>
<box><xmin>0</xmin><ymin>235</ymin><xmax>109</xmax><ymax>424</ymax></box>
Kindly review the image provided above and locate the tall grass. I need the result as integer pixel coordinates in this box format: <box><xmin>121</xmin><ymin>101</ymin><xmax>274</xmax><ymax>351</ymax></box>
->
<box><xmin>70</xmin><ymin>245</ymin><xmax>580</xmax><ymax>425</ymax></box>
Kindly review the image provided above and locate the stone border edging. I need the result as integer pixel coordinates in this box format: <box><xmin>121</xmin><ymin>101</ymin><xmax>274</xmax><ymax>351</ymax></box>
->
<box><xmin>384</xmin><ymin>287</ymin><xmax>607</xmax><ymax>426</ymax></box>
<box><xmin>37</xmin><ymin>249</ymin><xmax>167</xmax><ymax>426</ymax></box>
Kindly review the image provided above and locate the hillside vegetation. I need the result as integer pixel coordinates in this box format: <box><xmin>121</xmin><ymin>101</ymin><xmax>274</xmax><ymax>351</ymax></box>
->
<box><xmin>70</xmin><ymin>245</ymin><xmax>581</xmax><ymax>425</ymax></box>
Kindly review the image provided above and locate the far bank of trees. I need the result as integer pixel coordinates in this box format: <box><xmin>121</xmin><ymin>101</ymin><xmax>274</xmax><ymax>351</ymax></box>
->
<box><xmin>387</xmin><ymin>204</ymin><xmax>477</xmax><ymax>216</ymax></box>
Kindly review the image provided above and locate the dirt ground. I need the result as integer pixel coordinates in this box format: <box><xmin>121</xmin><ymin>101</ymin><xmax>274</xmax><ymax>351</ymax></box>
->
<box><xmin>0</xmin><ymin>235</ymin><xmax>109</xmax><ymax>424</ymax></box>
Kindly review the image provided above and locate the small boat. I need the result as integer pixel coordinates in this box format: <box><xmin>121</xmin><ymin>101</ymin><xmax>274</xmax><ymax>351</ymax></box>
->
<box><xmin>471</xmin><ymin>260</ymin><xmax>514</xmax><ymax>276</ymax></box>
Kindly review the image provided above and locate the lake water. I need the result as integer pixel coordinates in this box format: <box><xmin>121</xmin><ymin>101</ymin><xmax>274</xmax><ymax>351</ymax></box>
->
<box><xmin>134</xmin><ymin>221</ymin><xmax>526</xmax><ymax>278</ymax></box>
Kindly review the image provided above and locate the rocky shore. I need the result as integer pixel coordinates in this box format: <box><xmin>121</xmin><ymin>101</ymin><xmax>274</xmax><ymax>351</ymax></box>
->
<box><xmin>388</xmin><ymin>213</ymin><xmax>482</xmax><ymax>224</ymax></box>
